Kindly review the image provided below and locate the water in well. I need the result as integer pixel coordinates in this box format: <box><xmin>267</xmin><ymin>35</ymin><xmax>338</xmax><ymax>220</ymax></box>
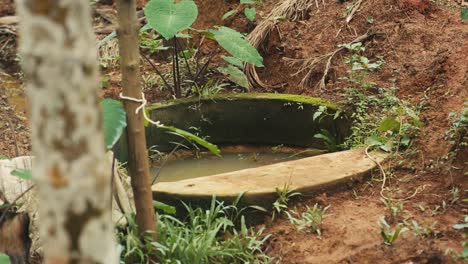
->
<box><xmin>151</xmin><ymin>152</ymin><xmax>307</xmax><ymax>183</ymax></box>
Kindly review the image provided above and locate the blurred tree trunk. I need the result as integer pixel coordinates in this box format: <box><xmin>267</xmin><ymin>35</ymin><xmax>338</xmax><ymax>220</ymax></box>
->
<box><xmin>16</xmin><ymin>0</ymin><xmax>117</xmax><ymax>263</ymax></box>
<box><xmin>115</xmin><ymin>0</ymin><xmax>157</xmax><ymax>239</ymax></box>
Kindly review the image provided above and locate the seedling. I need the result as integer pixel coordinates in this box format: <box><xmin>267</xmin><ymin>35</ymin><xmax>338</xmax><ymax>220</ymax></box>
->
<box><xmin>378</xmin><ymin>217</ymin><xmax>408</xmax><ymax>245</ymax></box>
<box><xmin>411</xmin><ymin>220</ymin><xmax>438</xmax><ymax>239</ymax></box>
<box><xmin>272</xmin><ymin>183</ymin><xmax>301</xmax><ymax>220</ymax></box>
<box><xmin>286</xmin><ymin>204</ymin><xmax>330</xmax><ymax>236</ymax></box>
<box><xmin>380</xmin><ymin>198</ymin><xmax>404</xmax><ymax>219</ymax></box>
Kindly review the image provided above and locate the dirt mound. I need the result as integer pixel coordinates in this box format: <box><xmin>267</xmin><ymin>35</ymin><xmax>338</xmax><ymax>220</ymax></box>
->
<box><xmin>250</xmin><ymin>0</ymin><xmax>467</xmax><ymax>162</ymax></box>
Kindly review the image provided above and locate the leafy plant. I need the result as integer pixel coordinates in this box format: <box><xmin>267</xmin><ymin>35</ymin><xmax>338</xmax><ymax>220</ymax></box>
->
<box><xmin>286</xmin><ymin>204</ymin><xmax>330</xmax><ymax>236</ymax></box>
<box><xmin>139</xmin><ymin>31</ymin><xmax>168</xmax><ymax>54</ymax></box>
<box><xmin>339</xmin><ymin>43</ymin><xmax>422</xmax><ymax>152</ymax></box>
<box><xmin>314</xmin><ymin>129</ymin><xmax>338</xmax><ymax>152</ymax></box>
<box><xmin>456</xmin><ymin>241</ymin><xmax>468</xmax><ymax>260</ymax></box>
<box><xmin>411</xmin><ymin>220</ymin><xmax>438</xmax><ymax>239</ymax></box>
<box><xmin>272</xmin><ymin>183</ymin><xmax>301</xmax><ymax>220</ymax></box>
<box><xmin>378</xmin><ymin>217</ymin><xmax>408</xmax><ymax>246</ymax></box>
<box><xmin>142</xmin><ymin>0</ymin><xmax>264</xmax><ymax>97</ymax></box>
<box><xmin>445</xmin><ymin>102</ymin><xmax>467</xmax><ymax>154</ymax></box>
<box><xmin>190</xmin><ymin>79</ymin><xmax>228</xmax><ymax>98</ymax></box>
<box><xmin>380</xmin><ymin>198</ymin><xmax>403</xmax><ymax>219</ymax></box>
<box><xmin>117</xmin><ymin>196</ymin><xmax>272</xmax><ymax>263</ymax></box>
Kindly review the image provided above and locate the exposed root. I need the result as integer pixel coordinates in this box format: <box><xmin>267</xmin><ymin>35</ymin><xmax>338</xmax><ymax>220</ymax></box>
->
<box><xmin>245</xmin><ymin>0</ymin><xmax>324</xmax><ymax>89</ymax></box>
<box><xmin>284</xmin><ymin>30</ymin><xmax>376</xmax><ymax>90</ymax></box>
<box><xmin>364</xmin><ymin>146</ymin><xmax>426</xmax><ymax>202</ymax></box>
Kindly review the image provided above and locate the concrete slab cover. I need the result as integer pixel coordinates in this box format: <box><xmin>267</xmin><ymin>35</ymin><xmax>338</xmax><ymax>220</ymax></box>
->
<box><xmin>152</xmin><ymin>148</ymin><xmax>388</xmax><ymax>205</ymax></box>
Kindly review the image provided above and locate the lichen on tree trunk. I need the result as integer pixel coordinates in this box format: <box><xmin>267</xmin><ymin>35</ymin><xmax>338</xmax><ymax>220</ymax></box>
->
<box><xmin>16</xmin><ymin>0</ymin><xmax>117</xmax><ymax>263</ymax></box>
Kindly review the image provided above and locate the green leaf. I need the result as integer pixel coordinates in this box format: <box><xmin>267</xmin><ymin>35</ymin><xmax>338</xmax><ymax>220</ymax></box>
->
<box><xmin>366</xmin><ymin>135</ymin><xmax>386</xmax><ymax>146</ymax></box>
<box><xmin>0</xmin><ymin>253</ymin><xmax>10</xmax><ymax>264</ymax></box>
<box><xmin>0</xmin><ymin>155</ymin><xmax>9</xmax><ymax>160</ymax></box>
<box><xmin>217</xmin><ymin>65</ymin><xmax>250</xmax><ymax>89</ymax></box>
<box><xmin>210</xmin><ymin>26</ymin><xmax>263</xmax><ymax>67</ymax></box>
<box><xmin>162</xmin><ymin>126</ymin><xmax>221</xmax><ymax>157</ymax></box>
<box><xmin>222</xmin><ymin>56</ymin><xmax>244</xmax><ymax>68</ymax></box>
<box><xmin>222</xmin><ymin>10</ymin><xmax>237</xmax><ymax>20</ymax></box>
<box><xmin>145</xmin><ymin>0</ymin><xmax>198</xmax><ymax>40</ymax></box>
<box><xmin>101</xmin><ymin>99</ymin><xmax>127</xmax><ymax>150</ymax></box>
<box><xmin>0</xmin><ymin>202</ymin><xmax>24</xmax><ymax>210</ymax></box>
<box><xmin>153</xmin><ymin>200</ymin><xmax>176</xmax><ymax>215</ymax></box>
<box><xmin>98</xmin><ymin>31</ymin><xmax>117</xmax><ymax>48</ymax></box>
<box><xmin>240</xmin><ymin>0</ymin><xmax>255</xmax><ymax>3</ymax></box>
<box><xmin>462</xmin><ymin>7</ymin><xmax>468</xmax><ymax>20</ymax></box>
<box><xmin>244</xmin><ymin>7</ymin><xmax>256</xmax><ymax>21</ymax></box>
<box><xmin>400</xmin><ymin>136</ymin><xmax>411</xmax><ymax>147</ymax></box>
<box><xmin>10</xmin><ymin>169</ymin><xmax>32</xmax><ymax>180</ymax></box>
<box><xmin>378</xmin><ymin>117</ymin><xmax>400</xmax><ymax>132</ymax></box>
<box><xmin>453</xmin><ymin>223</ymin><xmax>468</xmax><ymax>230</ymax></box>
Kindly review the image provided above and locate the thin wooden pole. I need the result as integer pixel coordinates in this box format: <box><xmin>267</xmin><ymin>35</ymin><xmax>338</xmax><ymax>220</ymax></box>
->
<box><xmin>115</xmin><ymin>0</ymin><xmax>157</xmax><ymax>240</ymax></box>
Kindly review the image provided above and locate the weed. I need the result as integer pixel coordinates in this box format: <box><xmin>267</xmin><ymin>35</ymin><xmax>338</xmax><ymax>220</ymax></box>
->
<box><xmin>339</xmin><ymin>44</ymin><xmax>422</xmax><ymax>152</ymax></box>
<box><xmin>142</xmin><ymin>74</ymin><xmax>160</xmax><ymax>91</ymax></box>
<box><xmin>380</xmin><ymin>198</ymin><xmax>404</xmax><ymax>219</ymax></box>
<box><xmin>117</xmin><ymin>196</ymin><xmax>272</xmax><ymax>263</ymax></box>
<box><xmin>286</xmin><ymin>204</ymin><xmax>330</xmax><ymax>236</ymax></box>
<box><xmin>139</xmin><ymin>31</ymin><xmax>168</xmax><ymax>55</ymax></box>
<box><xmin>190</xmin><ymin>79</ymin><xmax>228</xmax><ymax>98</ymax></box>
<box><xmin>379</xmin><ymin>217</ymin><xmax>408</xmax><ymax>245</ymax></box>
<box><xmin>272</xmin><ymin>183</ymin><xmax>301</xmax><ymax>220</ymax></box>
<box><xmin>411</xmin><ymin>220</ymin><xmax>438</xmax><ymax>239</ymax></box>
<box><xmin>450</xmin><ymin>186</ymin><xmax>460</xmax><ymax>205</ymax></box>
<box><xmin>445</xmin><ymin>102</ymin><xmax>467</xmax><ymax>158</ymax></box>
<box><xmin>314</xmin><ymin>129</ymin><xmax>339</xmax><ymax>152</ymax></box>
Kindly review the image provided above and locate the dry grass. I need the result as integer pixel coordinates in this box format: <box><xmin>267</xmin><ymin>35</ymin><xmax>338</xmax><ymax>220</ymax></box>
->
<box><xmin>246</xmin><ymin>0</ymin><xmax>324</xmax><ymax>89</ymax></box>
<box><xmin>283</xmin><ymin>30</ymin><xmax>376</xmax><ymax>89</ymax></box>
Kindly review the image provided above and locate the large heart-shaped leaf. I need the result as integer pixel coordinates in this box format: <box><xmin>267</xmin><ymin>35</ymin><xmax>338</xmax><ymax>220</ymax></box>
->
<box><xmin>101</xmin><ymin>99</ymin><xmax>127</xmax><ymax>150</ymax></box>
<box><xmin>145</xmin><ymin>0</ymin><xmax>198</xmax><ymax>40</ymax></box>
<box><xmin>210</xmin><ymin>26</ymin><xmax>263</xmax><ymax>67</ymax></box>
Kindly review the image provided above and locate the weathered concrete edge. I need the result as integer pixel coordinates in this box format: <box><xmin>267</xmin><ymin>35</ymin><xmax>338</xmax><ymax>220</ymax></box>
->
<box><xmin>152</xmin><ymin>151</ymin><xmax>389</xmax><ymax>207</ymax></box>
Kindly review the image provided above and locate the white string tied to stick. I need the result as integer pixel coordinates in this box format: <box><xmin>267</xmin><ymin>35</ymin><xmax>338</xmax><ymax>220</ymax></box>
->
<box><xmin>119</xmin><ymin>92</ymin><xmax>164</xmax><ymax>128</ymax></box>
